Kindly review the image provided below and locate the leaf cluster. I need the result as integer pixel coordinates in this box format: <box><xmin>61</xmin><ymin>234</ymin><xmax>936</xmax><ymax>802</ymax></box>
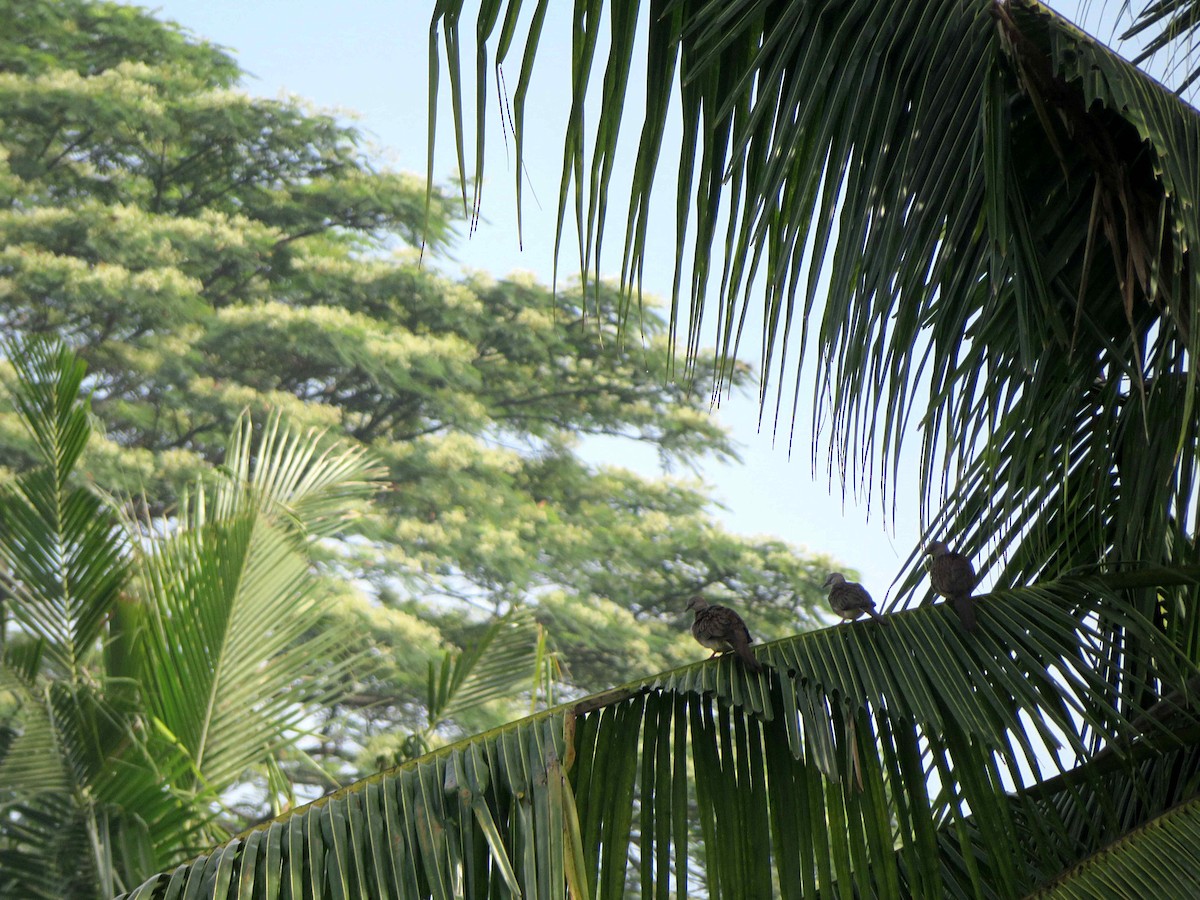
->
<box><xmin>422</xmin><ymin>0</ymin><xmax>1200</xmax><ymax>891</ymax></box>
<box><xmin>0</xmin><ymin>339</ymin><xmax>382</xmax><ymax>896</ymax></box>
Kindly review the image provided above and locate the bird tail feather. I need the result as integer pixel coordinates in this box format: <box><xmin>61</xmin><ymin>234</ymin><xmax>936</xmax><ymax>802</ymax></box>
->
<box><xmin>953</xmin><ymin>594</ymin><xmax>978</xmax><ymax>632</ymax></box>
<box><xmin>734</xmin><ymin>641</ymin><xmax>764</xmax><ymax>673</ymax></box>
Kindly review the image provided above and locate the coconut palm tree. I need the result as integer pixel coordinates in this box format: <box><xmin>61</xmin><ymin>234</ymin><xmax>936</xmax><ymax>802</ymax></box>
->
<box><xmin>116</xmin><ymin>0</ymin><xmax>1200</xmax><ymax>896</ymax></box>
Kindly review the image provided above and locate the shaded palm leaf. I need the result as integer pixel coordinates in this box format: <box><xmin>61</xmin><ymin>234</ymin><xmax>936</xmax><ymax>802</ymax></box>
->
<box><xmin>0</xmin><ymin>658</ymin><xmax>68</xmax><ymax>799</ymax></box>
<box><xmin>118</xmin><ymin>574</ymin><xmax>1200</xmax><ymax>898</ymax></box>
<box><xmin>1122</xmin><ymin>0</ymin><xmax>1200</xmax><ymax>94</ymax></box>
<box><xmin>0</xmin><ymin>657</ymin><xmax>206</xmax><ymax>895</ymax></box>
<box><xmin>1030</xmin><ymin>790</ymin><xmax>1200</xmax><ymax>897</ymax></box>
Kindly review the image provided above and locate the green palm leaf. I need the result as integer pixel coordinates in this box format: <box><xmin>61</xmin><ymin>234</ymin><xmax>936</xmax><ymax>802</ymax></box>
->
<box><xmin>0</xmin><ymin>339</ymin><xmax>205</xmax><ymax>896</ymax></box>
<box><xmin>1030</xmin><ymin>792</ymin><xmax>1200</xmax><ymax>898</ymax></box>
<box><xmin>429</xmin><ymin>607</ymin><xmax>548</xmax><ymax>724</ymax></box>
<box><xmin>1</xmin><ymin>341</ymin><xmax>387</xmax><ymax>894</ymax></box>
<box><xmin>0</xmin><ymin>337</ymin><xmax>128</xmax><ymax>680</ymax></box>
<box><xmin>430</xmin><ymin>0</ymin><xmax>1200</xmax><ymax>609</ymax></box>
<box><xmin>426</xmin><ymin>19</ymin><xmax>1200</xmax><ymax>894</ymax></box>
<box><xmin>0</xmin><ymin>658</ymin><xmax>68</xmax><ymax>800</ymax></box>
<box><xmin>212</xmin><ymin>410</ymin><xmax>382</xmax><ymax>541</ymax></box>
<box><xmin>118</xmin><ymin>572</ymin><xmax>1200</xmax><ymax>898</ymax></box>
<box><xmin>133</xmin><ymin>418</ymin><xmax>382</xmax><ymax>793</ymax></box>
<box><xmin>1122</xmin><ymin>0</ymin><xmax>1200</xmax><ymax>95</ymax></box>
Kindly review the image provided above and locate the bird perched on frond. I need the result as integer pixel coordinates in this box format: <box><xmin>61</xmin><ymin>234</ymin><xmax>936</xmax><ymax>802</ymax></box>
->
<box><xmin>925</xmin><ymin>540</ymin><xmax>978</xmax><ymax>632</ymax></box>
<box><xmin>823</xmin><ymin>573</ymin><xmax>885</xmax><ymax>624</ymax></box>
<box><xmin>685</xmin><ymin>596</ymin><xmax>763</xmax><ymax>672</ymax></box>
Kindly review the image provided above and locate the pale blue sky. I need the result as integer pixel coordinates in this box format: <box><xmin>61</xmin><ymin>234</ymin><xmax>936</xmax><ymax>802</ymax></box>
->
<box><xmin>144</xmin><ymin>0</ymin><xmax>1129</xmax><ymax>601</ymax></box>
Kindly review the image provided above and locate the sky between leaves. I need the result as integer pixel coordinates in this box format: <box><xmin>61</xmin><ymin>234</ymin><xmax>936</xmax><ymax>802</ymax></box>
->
<box><xmin>141</xmin><ymin>0</ymin><xmax>1132</xmax><ymax>600</ymax></box>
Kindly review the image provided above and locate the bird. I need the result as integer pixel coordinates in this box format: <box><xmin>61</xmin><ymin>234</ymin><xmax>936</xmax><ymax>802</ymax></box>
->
<box><xmin>685</xmin><ymin>596</ymin><xmax>763</xmax><ymax>672</ymax></box>
<box><xmin>823</xmin><ymin>573</ymin><xmax>885</xmax><ymax>623</ymax></box>
<box><xmin>925</xmin><ymin>540</ymin><xmax>978</xmax><ymax>632</ymax></box>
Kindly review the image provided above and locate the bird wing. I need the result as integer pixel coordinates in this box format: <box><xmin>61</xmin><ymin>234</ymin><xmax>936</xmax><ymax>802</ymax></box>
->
<box><xmin>932</xmin><ymin>553</ymin><xmax>976</xmax><ymax>597</ymax></box>
<box><xmin>698</xmin><ymin>606</ymin><xmax>763</xmax><ymax>671</ymax></box>
<box><xmin>831</xmin><ymin>582</ymin><xmax>874</xmax><ymax>611</ymax></box>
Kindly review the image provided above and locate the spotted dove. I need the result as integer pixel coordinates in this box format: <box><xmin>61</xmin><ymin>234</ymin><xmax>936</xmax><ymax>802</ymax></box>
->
<box><xmin>823</xmin><ymin>573</ymin><xmax>885</xmax><ymax>623</ymax></box>
<box><xmin>926</xmin><ymin>540</ymin><xmax>978</xmax><ymax>632</ymax></box>
<box><xmin>685</xmin><ymin>596</ymin><xmax>763</xmax><ymax>672</ymax></box>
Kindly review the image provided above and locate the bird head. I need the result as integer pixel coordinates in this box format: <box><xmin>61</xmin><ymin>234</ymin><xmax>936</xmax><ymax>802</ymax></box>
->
<box><xmin>822</xmin><ymin>572</ymin><xmax>845</xmax><ymax>588</ymax></box>
<box><xmin>925</xmin><ymin>540</ymin><xmax>950</xmax><ymax>557</ymax></box>
<box><xmin>685</xmin><ymin>596</ymin><xmax>708</xmax><ymax>612</ymax></box>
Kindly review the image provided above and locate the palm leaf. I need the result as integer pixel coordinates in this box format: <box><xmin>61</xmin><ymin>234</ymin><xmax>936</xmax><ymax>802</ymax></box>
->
<box><xmin>126</xmin><ymin>411</ymin><xmax>380</xmax><ymax>791</ymax></box>
<box><xmin>130</xmin><ymin>508</ymin><xmax>355</xmax><ymax>796</ymax></box>
<box><xmin>0</xmin><ymin>339</ymin><xmax>203</xmax><ymax>895</ymax></box>
<box><xmin>212</xmin><ymin>410</ymin><xmax>383</xmax><ymax>541</ymax></box>
<box><xmin>0</xmin><ymin>656</ymin><xmax>68</xmax><ymax>800</ymax></box>
<box><xmin>387</xmin><ymin>595</ymin><xmax>558</xmax><ymax>764</ymax></box>
<box><xmin>0</xmin><ymin>336</ymin><xmax>128</xmax><ymax>680</ymax></box>
<box><xmin>1029</xmin><ymin>789</ymin><xmax>1200</xmax><ymax>897</ymax></box>
<box><xmin>1121</xmin><ymin>0</ymin><xmax>1200</xmax><ymax>95</ymax></box>
<box><xmin>117</xmin><ymin>572</ymin><xmax>1200</xmax><ymax>898</ymax></box>
<box><xmin>0</xmin><ymin>667</ymin><xmax>207</xmax><ymax>894</ymax></box>
<box><xmin>0</xmin><ymin>345</ymin><xmax>385</xmax><ymax>892</ymax></box>
<box><xmin>428</xmin><ymin>607</ymin><xmax>547</xmax><ymax>726</ymax></box>
<box><xmin>430</xmin><ymin>0</ymin><xmax>1200</xmax><ymax>616</ymax></box>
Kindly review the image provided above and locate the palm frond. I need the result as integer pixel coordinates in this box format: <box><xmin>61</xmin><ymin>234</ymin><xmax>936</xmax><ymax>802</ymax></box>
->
<box><xmin>0</xmin><ymin>657</ymin><xmax>68</xmax><ymax>799</ymax></box>
<box><xmin>0</xmin><ymin>339</ymin><xmax>199</xmax><ymax>894</ymax></box>
<box><xmin>132</xmin><ymin>414</ymin><xmax>379</xmax><ymax>793</ymax></box>
<box><xmin>1029</xmin><ymin>789</ymin><xmax>1200</xmax><ymax>897</ymax></box>
<box><xmin>134</xmin><ymin>505</ymin><xmax>350</xmax><ymax>791</ymax></box>
<box><xmin>0</xmin><ymin>346</ymin><xmax>382</xmax><ymax>891</ymax></box>
<box><xmin>429</xmin><ymin>607</ymin><xmax>547</xmax><ymax>725</ymax></box>
<box><xmin>431</xmin><ymin>0</ymin><xmax>1200</xmax><ymax>611</ymax></box>
<box><xmin>0</xmin><ymin>796</ymin><xmax>103</xmax><ymax>899</ymax></box>
<box><xmin>118</xmin><ymin>573</ymin><xmax>1200</xmax><ymax>898</ymax></box>
<box><xmin>0</xmin><ymin>337</ymin><xmax>128</xmax><ymax>679</ymax></box>
<box><xmin>212</xmin><ymin>410</ymin><xmax>383</xmax><ymax>541</ymax></box>
<box><xmin>1121</xmin><ymin>0</ymin><xmax>1200</xmax><ymax>95</ymax></box>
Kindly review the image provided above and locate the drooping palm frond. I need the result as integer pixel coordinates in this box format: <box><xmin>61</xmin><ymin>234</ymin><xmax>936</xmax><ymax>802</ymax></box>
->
<box><xmin>118</xmin><ymin>572</ymin><xmax>1200</xmax><ymax>898</ymax></box>
<box><xmin>926</xmin><ymin>0</ymin><xmax>1200</xmax><ymax>579</ymax></box>
<box><xmin>430</xmin><ymin>0</ymin><xmax>1200</xmax><ymax>603</ymax></box>
<box><xmin>1122</xmin><ymin>0</ymin><xmax>1200</xmax><ymax>95</ymax></box>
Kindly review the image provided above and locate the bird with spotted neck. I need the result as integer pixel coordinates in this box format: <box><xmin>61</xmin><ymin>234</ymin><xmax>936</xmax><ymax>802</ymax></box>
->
<box><xmin>685</xmin><ymin>596</ymin><xmax>763</xmax><ymax>672</ymax></box>
<box><xmin>823</xmin><ymin>573</ymin><xmax>886</xmax><ymax>624</ymax></box>
<box><xmin>925</xmin><ymin>540</ymin><xmax>978</xmax><ymax>632</ymax></box>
